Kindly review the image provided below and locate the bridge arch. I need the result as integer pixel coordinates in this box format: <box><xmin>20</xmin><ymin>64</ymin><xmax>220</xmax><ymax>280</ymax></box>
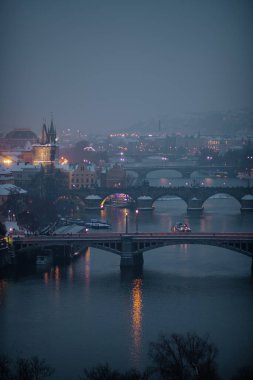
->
<box><xmin>202</xmin><ymin>192</ymin><xmax>241</xmax><ymax>210</ymax></box>
<box><xmin>54</xmin><ymin>194</ymin><xmax>86</xmax><ymax>215</ymax></box>
<box><xmin>152</xmin><ymin>194</ymin><xmax>188</xmax><ymax>208</ymax></box>
<box><xmin>135</xmin><ymin>239</ymin><xmax>253</xmax><ymax>259</ymax></box>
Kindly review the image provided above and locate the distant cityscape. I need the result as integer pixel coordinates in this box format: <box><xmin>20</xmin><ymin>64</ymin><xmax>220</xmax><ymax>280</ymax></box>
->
<box><xmin>0</xmin><ymin>110</ymin><xmax>253</xmax><ymax>198</ymax></box>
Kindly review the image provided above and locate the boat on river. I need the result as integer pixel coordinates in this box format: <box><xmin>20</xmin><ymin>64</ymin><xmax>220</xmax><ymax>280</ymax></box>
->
<box><xmin>171</xmin><ymin>222</ymin><xmax>191</xmax><ymax>232</ymax></box>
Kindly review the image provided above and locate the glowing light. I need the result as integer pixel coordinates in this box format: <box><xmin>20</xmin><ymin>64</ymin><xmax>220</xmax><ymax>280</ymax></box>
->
<box><xmin>2</xmin><ymin>158</ymin><xmax>13</xmax><ymax>166</ymax></box>
<box><xmin>59</xmin><ymin>156</ymin><xmax>68</xmax><ymax>165</ymax></box>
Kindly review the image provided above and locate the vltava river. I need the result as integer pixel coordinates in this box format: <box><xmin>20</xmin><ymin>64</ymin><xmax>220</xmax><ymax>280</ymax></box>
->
<box><xmin>1</xmin><ymin>197</ymin><xmax>253</xmax><ymax>380</ymax></box>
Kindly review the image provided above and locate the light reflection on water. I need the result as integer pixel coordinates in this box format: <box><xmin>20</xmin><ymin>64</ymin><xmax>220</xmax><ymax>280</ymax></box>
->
<box><xmin>131</xmin><ymin>278</ymin><xmax>143</xmax><ymax>368</ymax></box>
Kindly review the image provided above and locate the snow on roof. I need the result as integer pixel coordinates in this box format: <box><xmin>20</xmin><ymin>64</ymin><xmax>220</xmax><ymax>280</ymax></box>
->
<box><xmin>0</xmin><ymin>184</ymin><xmax>27</xmax><ymax>196</ymax></box>
<box><xmin>241</xmin><ymin>195</ymin><xmax>253</xmax><ymax>200</ymax></box>
<box><xmin>85</xmin><ymin>195</ymin><xmax>102</xmax><ymax>199</ymax></box>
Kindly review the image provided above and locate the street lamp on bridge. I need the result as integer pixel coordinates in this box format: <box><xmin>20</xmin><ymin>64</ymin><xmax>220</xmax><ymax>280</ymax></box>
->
<box><xmin>125</xmin><ymin>211</ymin><xmax>128</xmax><ymax>234</ymax></box>
<box><xmin>135</xmin><ymin>209</ymin><xmax>139</xmax><ymax>233</ymax></box>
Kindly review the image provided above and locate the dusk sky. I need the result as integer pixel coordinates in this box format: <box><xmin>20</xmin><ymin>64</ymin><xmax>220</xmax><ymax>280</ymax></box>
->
<box><xmin>1</xmin><ymin>0</ymin><xmax>252</xmax><ymax>135</ymax></box>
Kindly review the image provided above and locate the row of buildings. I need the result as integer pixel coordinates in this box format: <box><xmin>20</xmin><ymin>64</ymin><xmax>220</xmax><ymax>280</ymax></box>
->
<box><xmin>0</xmin><ymin>121</ymin><xmax>128</xmax><ymax>193</ymax></box>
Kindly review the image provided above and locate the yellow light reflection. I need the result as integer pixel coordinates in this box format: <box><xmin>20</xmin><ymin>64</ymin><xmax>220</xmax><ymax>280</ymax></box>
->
<box><xmin>55</xmin><ymin>266</ymin><xmax>60</xmax><ymax>293</ymax></box>
<box><xmin>180</xmin><ymin>244</ymin><xmax>188</xmax><ymax>252</ymax></box>
<box><xmin>85</xmin><ymin>248</ymin><xmax>90</xmax><ymax>289</ymax></box>
<box><xmin>68</xmin><ymin>264</ymin><xmax>74</xmax><ymax>284</ymax></box>
<box><xmin>43</xmin><ymin>272</ymin><xmax>49</xmax><ymax>286</ymax></box>
<box><xmin>131</xmin><ymin>278</ymin><xmax>143</xmax><ymax>368</ymax></box>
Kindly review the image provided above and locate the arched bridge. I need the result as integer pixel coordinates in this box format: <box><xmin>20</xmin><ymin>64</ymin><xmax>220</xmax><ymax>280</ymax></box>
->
<box><xmin>13</xmin><ymin>232</ymin><xmax>253</xmax><ymax>271</ymax></box>
<box><xmin>124</xmin><ymin>164</ymin><xmax>239</xmax><ymax>180</ymax></box>
<box><xmin>71</xmin><ymin>186</ymin><xmax>253</xmax><ymax>212</ymax></box>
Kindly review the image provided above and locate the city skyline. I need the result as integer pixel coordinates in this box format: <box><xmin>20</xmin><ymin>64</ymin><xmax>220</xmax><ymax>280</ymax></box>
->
<box><xmin>1</xmin><ymin>0</ymin><xmax>253</xmax><ymax>135</ymax></box>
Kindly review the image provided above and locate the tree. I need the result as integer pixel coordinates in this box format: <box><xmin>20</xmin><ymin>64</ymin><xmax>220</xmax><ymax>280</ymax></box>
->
<box><xmin>0</xmin><ymin>354</ymin><xmax>12</xmax><ymax>380</ymax></box>
<box><xmin>0</xmin><ymin>354</ymin><xmax>54</xmax><ymax>380</ymax></box>
<box><xmin>79</xmin><ymin>364</ymin><xmax>149</xmax><ymax>380</ymax></box>
<box><xmin>79</xmin><ymin>363</ymin><xmax>122</xmax><ymax>380</ymax></box>
<box><xmin>148</xmin><ymin>332</ymin><xmax>219</xmax><ymax>380</ymax></box>
<box><xmin>16</xmin><ymin>356</ymin><xmax>54</xmax><ymax>380</ymax></box>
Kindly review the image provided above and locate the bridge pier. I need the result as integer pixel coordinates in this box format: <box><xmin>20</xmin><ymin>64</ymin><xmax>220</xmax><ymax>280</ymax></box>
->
<box><xmin>240</xmin><ymin>197</ymin><xmax>253</xmax><ymax>213</ymax></box>
<box><xmin>120</xmin><ymin>236</ymin><xmax>143</xmax><ymax>267</ymax></box>
<box><xmin>120</xmin><ymin>252</ymin><xmax>143</xmax><ymax>267</ymax></box>
<box><xmin>84</xmin><ymin>195</ymin><xmax>102</xmax><ymax>210</ymax></box>
<box><xmin>187</xmin><ymin>198</ymin><xmax>204</xmax><ymax>213</ymax></box>
<box><xmin>251</xmin><ymin>258</ymin><xmax>253</xmax><ymax>276</ymax></box>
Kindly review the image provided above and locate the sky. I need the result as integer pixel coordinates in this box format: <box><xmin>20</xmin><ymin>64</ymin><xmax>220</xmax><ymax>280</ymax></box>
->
<box><xmin>0</xmin><ymin>0</ymin><xmax>253</xmax><ymax>135</ymax></box>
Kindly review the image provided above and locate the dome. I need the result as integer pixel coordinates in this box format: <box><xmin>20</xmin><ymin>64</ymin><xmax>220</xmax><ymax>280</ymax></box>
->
<box><xmin>5</xmin><ymin>129</ymin><xmax>38</xmax><ymax>140</ymax></box>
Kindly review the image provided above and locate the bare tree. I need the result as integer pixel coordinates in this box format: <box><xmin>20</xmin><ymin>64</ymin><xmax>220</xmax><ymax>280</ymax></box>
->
<box><xmin>148</xmin><ymin>332</ymin><xmax>219</xmax><ymax>380</ymax></box>
<box><xmin>0</xmin><ymin>355</ymin><xmax>54</xmax><ymax>380</ymax></box>
<box><xmin>79</xmin><ymin>364</ymin><xmax>149</xmax><ymax>380</ymax></box>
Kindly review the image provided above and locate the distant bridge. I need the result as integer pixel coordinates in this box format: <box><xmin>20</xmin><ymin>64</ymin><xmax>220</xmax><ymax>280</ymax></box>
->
<box><xmin>123</xmin><ymin>164</ymin><xmax>240</xmax><ymax>180</ymax></box>
<box><xmin>70</xmin><ymin>186</ymin><xmax>253</xmax><ymax>212</ymax></box>
<box><xmin>13</xmin><ymin>232</ymin><xmax>253</xmax><ymax>271</ymax></box>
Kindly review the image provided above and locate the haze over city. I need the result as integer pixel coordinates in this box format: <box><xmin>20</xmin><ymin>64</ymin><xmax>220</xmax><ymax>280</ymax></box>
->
<box><xmin>1</xmin><ymin>0</ymin><xmax>253</xmax><ymax>135</ymax></box>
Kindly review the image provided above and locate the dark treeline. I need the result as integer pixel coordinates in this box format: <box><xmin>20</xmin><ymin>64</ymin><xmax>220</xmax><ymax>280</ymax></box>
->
<box><xmin>1</xmin><ymin>332</ymin><xmax>252</xmax><ymax>380</ymax></box>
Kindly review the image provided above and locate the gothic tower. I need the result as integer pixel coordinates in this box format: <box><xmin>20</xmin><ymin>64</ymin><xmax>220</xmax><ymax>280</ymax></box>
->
<box><xmin>33</xmin><ymin>118</ymin><xmax>59</xmax><ymax>165</ymax></box>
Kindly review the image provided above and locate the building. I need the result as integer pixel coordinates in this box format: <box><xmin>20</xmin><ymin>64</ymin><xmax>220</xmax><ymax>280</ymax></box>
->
<box><xmin>69</xmin><ymin>163</ymin><xmax>97</xmax><ymax>189</ymax></box>
<box><xmin>0</xmin><ymin>167</ymin><xmax>14</xmax><ymax>185</ymax></box>
<box><xmin>0</xmin><ymin>184</ymin><xmax>27</xmax><ymax>207</ymax></box>
<box><xmin>101</xmin><ymin>164</ymin><xmax>126</xmax><ymax>188</ymax></box>
<box><xmin>0</xmin><ymin>129</ymin><xmax>38</xmax><ymax>152</ymax></box>
<box><xmin>33</xmin><ymin>120</ymin><xmax>59</xmax><ymax>165</ymax></box>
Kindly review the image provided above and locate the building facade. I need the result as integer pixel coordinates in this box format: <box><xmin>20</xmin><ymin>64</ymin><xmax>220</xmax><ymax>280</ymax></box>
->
<box><xmin>69</xmin><ymin>163</ymin><xmax>97</xmax><ymax>189</ymax></box>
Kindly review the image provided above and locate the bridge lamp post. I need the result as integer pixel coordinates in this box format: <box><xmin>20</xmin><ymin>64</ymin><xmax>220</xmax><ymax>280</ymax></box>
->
<box><xmin>125</xmin><ymin>212</ymin><xmax>128</xmax><ymax>234</ymax></box>
<box><xmin>135</xmin><ymin>209</ymin><xmax>139</xmax><ymax>233</ymax></box>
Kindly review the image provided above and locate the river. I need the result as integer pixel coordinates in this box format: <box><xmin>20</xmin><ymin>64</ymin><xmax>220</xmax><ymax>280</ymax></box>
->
<box><xmin>1</xmin><ymin>195</ymin><xmax>253</xmax><ymax>380</ymax></box>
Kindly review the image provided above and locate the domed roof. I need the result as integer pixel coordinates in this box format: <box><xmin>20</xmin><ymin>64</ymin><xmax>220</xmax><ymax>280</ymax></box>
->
<box><xmin>5</xmin><ymin>129</ymin><xmax>38</xmax><ymax>140</ymax></box>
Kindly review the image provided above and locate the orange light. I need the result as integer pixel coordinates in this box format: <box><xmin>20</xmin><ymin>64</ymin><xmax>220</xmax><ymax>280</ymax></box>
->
<box><xmin>3</xmin><ymin>158</ymin><xmax>13</xmax><ymax>166</ymax></box>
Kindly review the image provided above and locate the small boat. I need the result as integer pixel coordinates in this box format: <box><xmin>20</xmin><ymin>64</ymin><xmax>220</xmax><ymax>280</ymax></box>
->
<box><xmin>85</xmin><ymin>219</ymin><xmax>111</xmax><ymax>229</ymax></box>
<box><xmin>171</xmin><ymin>222</ymin><xmax>191</xmax><ymax>233</ymax></box>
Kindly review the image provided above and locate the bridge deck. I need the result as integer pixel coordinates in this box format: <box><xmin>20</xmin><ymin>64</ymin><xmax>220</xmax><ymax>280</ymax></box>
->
<box><xmin>14</xmin><ymin>232</ymin><xmax>253</xmax><ymax>243</ymax></box>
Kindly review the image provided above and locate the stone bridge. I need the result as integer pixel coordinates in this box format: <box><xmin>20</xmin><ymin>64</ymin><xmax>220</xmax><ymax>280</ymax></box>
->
<box><xmin>123</xmin><ymin>164</ymin><xmax>239</xmax><ymax>180</ymax></box>
<box><xmin>65</xmin><ymin>186</ymin><xmax>253</xmax><ymax>212</ymax></box>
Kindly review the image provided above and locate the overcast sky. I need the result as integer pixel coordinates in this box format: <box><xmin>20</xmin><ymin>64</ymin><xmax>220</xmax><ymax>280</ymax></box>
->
<box><xmin>0</xmin><ymin>0</ymin><xmax>252</xmax><ymax>134</ymax></box>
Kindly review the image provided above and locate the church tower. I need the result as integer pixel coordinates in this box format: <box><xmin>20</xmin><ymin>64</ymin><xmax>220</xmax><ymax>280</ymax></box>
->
<box><xmin>33</xmin><ymin>118</ymin><xmax>59</xmax><ymax>165</ymax></box>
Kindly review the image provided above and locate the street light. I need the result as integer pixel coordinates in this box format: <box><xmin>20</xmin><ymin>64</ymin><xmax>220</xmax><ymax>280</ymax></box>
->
<box><xmin>135</xmin><ymin>209</ymin><xmax>139</xmax><ymax>233</ymax></box>
<box><xmin>125</xmin><ymin>212</ymin><xmax>128</xmax><ymax>234</ymax></box>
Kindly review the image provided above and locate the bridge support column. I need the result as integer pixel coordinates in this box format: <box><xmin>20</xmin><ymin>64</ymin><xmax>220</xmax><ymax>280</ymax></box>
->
<box><xmin>187</xmin><ymin>198</ymin><xmax>203</xmax><ymax>213</ymax></box>
<box><xmin>84</xmin><ymin>195</ymin><xmax>102</xmax><ymax>210</ymax></box>
<box><xmin>120</xmin><ymin>252</ymin><xmax>143</xmax><ymax>267</ymax></box>
<box><xmin>120</xmin><ymin>237</ymin><xmax>143</xmax><ymax>267</ymax></box>
<box><xmin>240</xmin><ymin>198</ymin><xmax>253</xmax><ymax>213</ymax></box>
